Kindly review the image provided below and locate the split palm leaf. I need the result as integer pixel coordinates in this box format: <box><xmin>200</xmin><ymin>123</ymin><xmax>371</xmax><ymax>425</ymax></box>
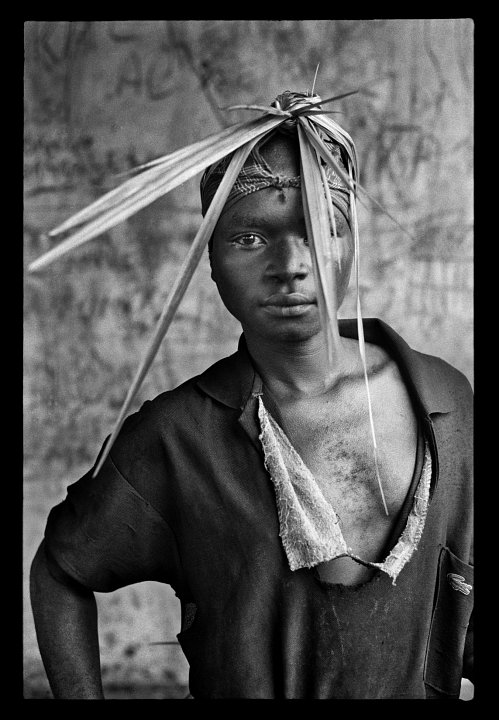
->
<box><xmin>303</xmin><ymin>115</ymin><xmax>415</xmax><ymax>242</ymax></box>
<box><xmin>28</xmin><ymin>89</ymin><xmax>398</xmax><ymax>512</ymax></box>
<box><xmin>92</xmin><ymin>139</ymin><xmax>258</xmax><ymax>477</ymax></box>
<box><xmin>28</xmin><ymin>114</ymin><xmax>285</xmax><ymax>273</ymax></box>
<box><xmin>297</xmin><ymin>122</ymin><xmax>342</xmax><ymax>383</ymax></box>
<box><xmin>348</xmin><ymin>160</ymin><xmax>389</xmax><ymax>515</ymax></box>
<box><xmin>299</xmin><ymin>116</ymin><xmax>389</xmax><ymax>515</ymax></box>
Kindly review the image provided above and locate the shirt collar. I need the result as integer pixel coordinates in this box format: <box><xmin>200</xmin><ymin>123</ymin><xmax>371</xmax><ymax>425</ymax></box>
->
<box><xmin>195</xmin><ymin>318</ymin><xmax>455</xmax><ymax>417</ymax></box>
<box><xmin>196</xmin><ymin>334</ymin><xmax>257</xmax><ymax>411</ymax></box>
<box><xmin>338</xmin><ymin>318</ymin><xmax>455</xmax><ymax>416</ymax></box>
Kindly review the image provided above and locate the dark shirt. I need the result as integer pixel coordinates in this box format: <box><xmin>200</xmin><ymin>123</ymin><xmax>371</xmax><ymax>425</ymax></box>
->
<box><xmin>44</xmin><ymin>319</ymin><xmax>473</xmax><ymax>699</ymax></box>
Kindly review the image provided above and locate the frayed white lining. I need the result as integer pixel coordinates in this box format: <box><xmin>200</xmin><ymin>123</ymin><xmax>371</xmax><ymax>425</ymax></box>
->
<box><xmin>257</xmin><ymin>396</ymin><xmax>431</xmax><ymax>585</ymax></box>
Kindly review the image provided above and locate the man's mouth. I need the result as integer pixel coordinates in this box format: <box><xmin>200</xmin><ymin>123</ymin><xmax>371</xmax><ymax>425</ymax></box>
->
<box><xmin>261</xmin><ymin>292</ymin><xmax>316</xmax><ymax>317</ymax></box>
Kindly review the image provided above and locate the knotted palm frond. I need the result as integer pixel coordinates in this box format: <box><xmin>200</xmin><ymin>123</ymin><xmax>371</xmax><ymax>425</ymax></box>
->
<box><xmin>28</xmin><ymin>114</ymin><xmax>285</xmax><ymax>273</ymax></box>
<box><xmin>28</xmin><ymin>88</ymin><xmax>409</xmax><ymax>511</ymax></box>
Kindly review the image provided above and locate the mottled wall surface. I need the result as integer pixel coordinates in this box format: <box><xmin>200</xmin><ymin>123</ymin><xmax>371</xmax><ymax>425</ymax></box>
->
<box><xmin>24</xmin><ymin>20</ymin><xmax>473</xmax><ymax>698</ymax></box>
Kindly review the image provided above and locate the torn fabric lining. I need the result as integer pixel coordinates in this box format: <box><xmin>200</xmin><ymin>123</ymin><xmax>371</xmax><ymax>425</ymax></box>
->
<box><xmin>257</xmin><ymin>396</ymin><xmax>432</xmax><ymax>585</ymax></box>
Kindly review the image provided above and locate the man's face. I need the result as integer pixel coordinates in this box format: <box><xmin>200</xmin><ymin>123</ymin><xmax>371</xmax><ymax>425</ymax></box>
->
<box><xmin>210</xmin><ymin>186</ymin><xmax>354</xmax><ymax>345</ymax></box>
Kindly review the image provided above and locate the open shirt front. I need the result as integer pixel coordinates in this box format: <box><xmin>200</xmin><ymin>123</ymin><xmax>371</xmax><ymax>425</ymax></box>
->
<box><xmin>257</xmin><ymin>392</ymin><xmax>432</xmax><ymax>582</ymax></box>
<box><xmin>44</xmin><ymin>319</ymin><xmax>473</xmax><ymax>699</ymax></box>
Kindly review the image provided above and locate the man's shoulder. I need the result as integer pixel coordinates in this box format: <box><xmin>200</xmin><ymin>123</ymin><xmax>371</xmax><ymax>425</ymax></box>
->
<box><xmin>411</xmin><ymin>347</ymin><xmax>473</xmax><ymax>398</ymax></box>
<box><xmin>378</xmin><ymin>332</ymin><xmax>471</xmax><ymax>429</ymax></box>
<box><xmin>343</xmin><ymin>317</ymin><xmax>473</xmax><ymax>407</ymax></box>
<box><xmin>119</xmin><ymin>350</ymin><xmax>242</xmax><ymax>438</ymax></box>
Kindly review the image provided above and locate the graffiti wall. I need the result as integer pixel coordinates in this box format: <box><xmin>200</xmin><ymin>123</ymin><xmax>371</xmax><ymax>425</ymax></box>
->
<box><xmin>24</xmin><ymin>20</ymin><xmax>473</xmax><ymax>697</ymax></box>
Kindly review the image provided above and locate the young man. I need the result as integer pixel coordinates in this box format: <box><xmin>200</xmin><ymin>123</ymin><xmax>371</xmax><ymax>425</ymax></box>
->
<box><xmin>30</xmin><ymin>100</ymin><xmax>473</xmax><ymax>699</ymax></box>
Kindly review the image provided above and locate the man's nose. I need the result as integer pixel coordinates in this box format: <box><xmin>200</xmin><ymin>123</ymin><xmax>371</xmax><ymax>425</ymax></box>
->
<box><xmin>265</xmin><ymin>237</ymin><xmax>310</xmax><ymax>281</ymax></box>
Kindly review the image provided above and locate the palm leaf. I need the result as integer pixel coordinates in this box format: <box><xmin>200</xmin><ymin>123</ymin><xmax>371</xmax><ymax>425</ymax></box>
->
<box><xmin>347</xmin><ymin>159</ymin><xmax>389</xmax><ymax>516</ymax></box>
<box><xmin>310</xmin><ymin>63</ymin><xmax>320</xmax><ymax>96</ymax></box>
<box><xmin>299</xmin><ymin>116</ymin><xmax>398</xmax><ymax>251</ymax></box>
<box><xmin>307</xmin><ymin>115</ymin><xmax>415</xmax><ymax>242</ymax></box>
<box><xmin>51</xmin><ymin>117</ymin><xmax>281</xmax><ymax>236</ymax></box>
<box><xmin>318</xmin><ymin>160</ymin><xmax>341</xmax><ymax>273</ymax></box>
<box><xmin>289</xmin><ymin>90</ymin><xmax>359</xmax><ymax>115</ymax></box>
<box><xmin>301</xmin><ymin>114</ymin><xmax>389</xmax><ymax>515</ymax></box>
<box><xmin>298</xmin><ymin>117</ymin><xmax>359</xmax><ymax>193</ymax></box>
<box><xmin>92</xmin><ymin>139</ymin><xmax>258</xmax><ymax>477</ymax></box>
<box><xmin>28</xmin><ymin>88</ymin><xmax>397</xmax><ymax>513</ymax></box>
<box><xmin>308</xmin><ymin>112</ymin><xmax>358</xmax><ymax>159</ymax></box>
<box><xmin>28</xmin><ymin>114</ymin><xmax>285</xmax><ymax>273</ymax></box>
<box><xmin>296</xmin><ymin>110</ymin><xmax>345</xmax><ymax>116</ymax></box>
<box><xmin>44</xmin><ymin>120</ymin><xmax>259</xmax><ymax>238</ymax></box>
<box><xmin>220</xmin><ymin>104</ymin><xmax>291</xmax><ymax>116</ymax></box>
<box><xmin>297</xmin><ymin>122</ymin><xmax>342</xmax><ymax>383</ymax></box>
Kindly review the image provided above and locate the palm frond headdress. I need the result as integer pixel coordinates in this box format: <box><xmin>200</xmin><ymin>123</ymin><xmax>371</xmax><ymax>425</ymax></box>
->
<box><xmin>29</xmin><ymin>88</ymin><xmax>412</xmax><ymax>513</ymax></box>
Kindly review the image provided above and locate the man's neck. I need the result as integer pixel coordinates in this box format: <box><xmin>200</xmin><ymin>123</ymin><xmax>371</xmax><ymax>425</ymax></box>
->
<box><xmin>244</xmin><ymin>329</ymin><xmax>361</xmax><ymax>400</ymax></box>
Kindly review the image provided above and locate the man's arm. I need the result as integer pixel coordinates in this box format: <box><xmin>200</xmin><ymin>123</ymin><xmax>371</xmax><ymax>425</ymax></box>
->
<box><xmin>29</xmin><ymin>540</ymin><xmax>105</xmax><ymax>699</ymax></box>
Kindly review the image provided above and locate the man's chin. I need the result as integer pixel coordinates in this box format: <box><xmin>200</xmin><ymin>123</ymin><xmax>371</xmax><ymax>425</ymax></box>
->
<box><xmin>252</xmin><ymin>321</ymin><xmax>323</xmax><ymax>345</ymax></box>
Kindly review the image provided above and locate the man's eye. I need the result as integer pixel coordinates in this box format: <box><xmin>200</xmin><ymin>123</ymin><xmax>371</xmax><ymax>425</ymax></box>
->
<box><xmin>232</xmin><ymin>234</ymin><xmax>265</xmax><ymax>247</ymax></box>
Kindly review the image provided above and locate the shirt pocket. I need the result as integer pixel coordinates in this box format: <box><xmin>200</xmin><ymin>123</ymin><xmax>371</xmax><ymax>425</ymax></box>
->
<box><xmin>423</xmin><ymin>546</ymin><xmax>473</xmax><ymax>697</ymax></box>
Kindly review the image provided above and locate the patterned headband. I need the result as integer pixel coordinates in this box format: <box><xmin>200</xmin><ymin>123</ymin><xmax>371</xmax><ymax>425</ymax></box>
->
<box><xmin>200</xmin><ymin>128</ymin><xmax>351</xmax><ymax>227</ymax></box>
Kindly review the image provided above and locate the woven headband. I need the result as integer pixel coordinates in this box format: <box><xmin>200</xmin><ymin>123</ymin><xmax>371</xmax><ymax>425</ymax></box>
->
<box><xmin>200</xmin><ymin>128</ymin><xmax>351</xmax><ymax>226</ymax></box>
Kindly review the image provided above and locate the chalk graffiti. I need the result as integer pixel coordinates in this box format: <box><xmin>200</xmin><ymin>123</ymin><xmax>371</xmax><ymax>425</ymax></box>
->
<box><xmin>28</xmin><ymin>21</ymin><xmax>183</xmax><ymax>107</ymax></box>
<box><xmin>24</xmin><ymin>130</ymin><xmax>146</xmax><ymax>192</ymax></box>
<box><xmin>361</xmin><ymin>121</ymin><xmax>443</xmax><ymax>194</ymax></box>
<box><xmin>114</xmin><ymin>48</ymin><xmax>179</xmax><ymax>101</ymax></box>
<box><xmin>33</xmin><ymin>22</ymin><xmax>91</xmax><ymax>72</ymax></box>
<box><xmin>405</xmin><ymin>257</ymin><xmax>473</xmax><ymax>319</ymax></box>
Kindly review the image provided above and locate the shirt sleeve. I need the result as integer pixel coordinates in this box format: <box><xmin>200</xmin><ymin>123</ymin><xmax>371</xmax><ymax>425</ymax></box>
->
<box><xmin>44</xmin><ymin>451</ymin><xmax>184</xmax><ymax>594</ymax></box>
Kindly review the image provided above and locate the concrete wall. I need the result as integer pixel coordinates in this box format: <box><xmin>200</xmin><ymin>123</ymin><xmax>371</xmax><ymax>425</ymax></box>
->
<box><xmin>24</xmin><ymin>20</ymin><xmax>473</xmax><ymax>698</ymax></box>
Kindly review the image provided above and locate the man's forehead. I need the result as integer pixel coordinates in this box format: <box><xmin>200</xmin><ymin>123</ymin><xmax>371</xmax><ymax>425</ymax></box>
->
<box><xmin>217</xmin><ymin>187</ymin><xmax>305</xmax><ymax>228</ymax></box>
<box><xmin>218</xmin><ymin>192</ymin><xmax>348</xmax><ymax>232</ymax></box>
<box><xmin>202</xmin><ymin>129</ymin><xmax>351</xmax><ymax>229</ymax></box>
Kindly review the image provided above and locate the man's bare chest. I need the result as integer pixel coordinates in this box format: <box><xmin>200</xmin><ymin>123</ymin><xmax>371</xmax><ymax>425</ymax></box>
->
<box><xmin>264</xmin><ymin>362</ymin><xmax>418</xmax><ymax>556</ymax></box>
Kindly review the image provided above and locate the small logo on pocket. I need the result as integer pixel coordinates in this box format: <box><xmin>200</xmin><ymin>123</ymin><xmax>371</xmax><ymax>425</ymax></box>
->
<box><xmin>447</xmin><ymin>573</ymin><xmax>472</xmax><ymax>595</ymax></box>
